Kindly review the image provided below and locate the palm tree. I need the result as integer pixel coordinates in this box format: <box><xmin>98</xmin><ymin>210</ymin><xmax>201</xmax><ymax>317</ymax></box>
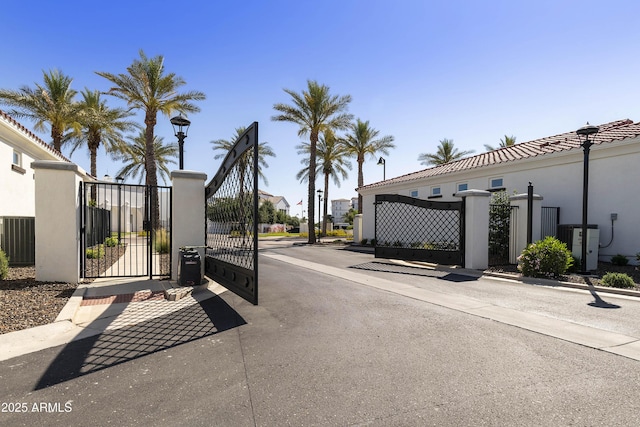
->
<box><xmin>296</xmin><ymin>130</ymin><xmax>352</xmax><ymax>234</ymax></box>
<box><xmin>0</xmin><ymin>69</ymin><xmax>80</xmax><ymax>153</ymax></box>
<box><xmin>210</xmin><ymin>126</ymin><xmax>276</xmax><ymax>185</ymax></box>
<box><xmin>484</xmin><ymin>135</ymin><xmax>517</xmax><ymax>152</ymax></box>
<box><xmin>343</xmin><ymin>119</ymin><xmax>395</xmax><ymax>214</ymax></box>
<box><xmin>114</xmin><ymin>131</ymin><xmax>178</xmax><ymax>185</ymax></box>
<box><xmin>272</xmin><ymin>80</ymin><xmax>353</xmax><ymax>244</ymax></box>
<box><xmin>66</xmin><ymin>89</ymin><xmax>138</xmax><ymax>178</ymax></box>
<box><xmin>97</xmin><ymin>50</ymin><xmax>206</xmax><ymax>228</ymax></box>
<box><xmin>418</xmin><ymin>138</ymin><xmax>474</xmax><ymax>166</ymax></box>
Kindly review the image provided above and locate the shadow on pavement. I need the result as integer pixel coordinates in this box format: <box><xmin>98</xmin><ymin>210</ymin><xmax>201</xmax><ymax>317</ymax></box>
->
<box><xmin>585</xmin><ymin>278</ymin><xmax>621</xmax><ymax>309</ymax></box>
<box><xmin>33</xmin><ymin>291</ymin><xmax>245</xmax><ymax>390</ymax></box>
<box><xmin>349</xmin><ymin>261</ymin><xmax>478</xmax><ymax>282</ymax></box>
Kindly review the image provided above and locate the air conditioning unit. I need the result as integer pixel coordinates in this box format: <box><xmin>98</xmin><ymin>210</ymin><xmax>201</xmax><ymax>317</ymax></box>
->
<box><xmin>572</xmin><ymin>228</ymin><xmax>600</xmax><ymax>271</ymax></box>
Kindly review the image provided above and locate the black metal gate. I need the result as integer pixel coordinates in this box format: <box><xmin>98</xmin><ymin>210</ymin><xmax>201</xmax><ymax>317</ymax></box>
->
<box><xmin>205</xmin><ymin>122</ymin><xmax>259</xmax><ymax>305</ymax></box>
<box><xmin>374</xmin><ymin>194</ymin><xmax>465</xmax><ymax>266</ymax></box>
<box><xmin>80</xmin><ymin>181</ymin><xmax>172</xmax><ymax>279</ymax></box>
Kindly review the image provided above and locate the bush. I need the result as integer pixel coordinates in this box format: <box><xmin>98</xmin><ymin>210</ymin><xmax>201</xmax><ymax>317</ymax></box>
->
<box><xmin>601</xmin><ymin>272</ymin><xmax>635</xmax><ymax>289</ymax></box>
<box><xmin>370</xmin><ymin>239</ymin><xmax>377</xmax><ymax>247</ymax></box>
<box><xmin>154</xmin><ymin>228</ymin><xmax>170</xmax><ymax>254</ymax></box>
<box><xmin>518</xmin><ymin>236</ymin><xmax>573</xmax><ymax>278</ymax></box>
<box><xmin>611</xmin><ymin>254</ymin><xmax>629</xmax><ymax>266</ymax></box>
<box><xmin>0</xmin><ymin>249</ymin><xmax>9</xmax><ymax>279</ymax></box>
<box><xmin>104</xmin><ymin>236</ymin><xmax>119</xmax><ymax>247</ymax></box>
<box><xmin>361</xmin><ymin>238</ymin><xmax>369</xmax><ymax>245</ymax></box>
<box><xmin>86</xmin><ymin>245</ymin><xmax>105</xmax><ymax>259</ymax></box>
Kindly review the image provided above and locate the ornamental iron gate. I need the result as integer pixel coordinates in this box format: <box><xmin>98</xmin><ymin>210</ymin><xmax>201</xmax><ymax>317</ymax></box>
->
<box><xmin>80</xmin><ymin>181</ymin><xmax>172</xmax><ymax>279</ymax></box>
<box><xmin>205</xmin><ymin>122</ymin><xmax>259</xmax><ymax>305</ymax></box>
<box><xmin>374</xmin><ymin>194</ymin><xmax>465</xmax><ymax>266</ymax></box>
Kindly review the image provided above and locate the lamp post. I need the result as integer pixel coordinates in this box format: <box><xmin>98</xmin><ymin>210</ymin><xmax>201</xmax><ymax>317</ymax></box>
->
<box><xmin>170</xmin><ymin>114</ymin><xmax>191</xmax><ymax>170</ymax></box>
<box><xmin>576</xmin><ymin>122</ymin><xmax>599</xmax><ymax>274</ymax></box>
<box><xmin>317</xmin><ymin>189</ymin><xmax>323</xmax><ymax>237</ymax></box>
<box><xmin>377</xmin><ymin>156</ymin><xmax>386</xmax><ymax>180</ymax></box>
<box><xmin>116</xmin><ymin>175</ymin><xmax>124</xmax><ymax>246</ymax></box>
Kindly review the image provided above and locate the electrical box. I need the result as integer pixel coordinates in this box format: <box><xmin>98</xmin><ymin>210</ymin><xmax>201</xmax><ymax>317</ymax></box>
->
<box><xmin>572</xmin><ymin>228</ymin><xmax>600</xmax><ymax>271</ymax></box>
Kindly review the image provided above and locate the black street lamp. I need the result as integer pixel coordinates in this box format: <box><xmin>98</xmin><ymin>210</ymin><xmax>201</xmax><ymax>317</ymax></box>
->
<box><xmin>170</xmin><ymin>114</ymin><xmax>191</xmax><ymax>170</ymax></box>
<box><xmin>377</xmin><ymin>156</ymin><xmax>386</xmax><ymax>180</ymax></box>
<box><xmin>317</xmin><ymin>189</ymin><xmax>323</xmax><ymax>237</ymax></box>
<box><xmin>576</xmin><ymin>122</ymin><xmax>599</xmax><ymax>274</ymax></box>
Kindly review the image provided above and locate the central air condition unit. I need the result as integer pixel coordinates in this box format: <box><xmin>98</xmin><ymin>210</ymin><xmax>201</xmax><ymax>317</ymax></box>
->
<box><xmin>572</xmin><ymin>228</ymin><xmax>600</xmax><ymax>271</ymax></box>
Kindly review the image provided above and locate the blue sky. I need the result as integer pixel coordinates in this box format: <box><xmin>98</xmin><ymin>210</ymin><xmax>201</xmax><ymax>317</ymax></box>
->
<box><xmin>2</xmin><ymin>0</ymin><xmax>640</xmax><ymax>217</ymax></box>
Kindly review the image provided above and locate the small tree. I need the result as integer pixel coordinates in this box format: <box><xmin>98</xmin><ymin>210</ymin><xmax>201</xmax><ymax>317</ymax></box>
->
<box><xmin>488</xmin><ymin>191</ymin><xmax>512</xmax><ymax>265</ymax></box>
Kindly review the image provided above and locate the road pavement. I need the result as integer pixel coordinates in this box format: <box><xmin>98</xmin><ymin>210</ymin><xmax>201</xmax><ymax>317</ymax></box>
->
<box><xmin>1</xmin><ymin>244</ymin><xmax>640</xmax><ymax>426</ymax></box>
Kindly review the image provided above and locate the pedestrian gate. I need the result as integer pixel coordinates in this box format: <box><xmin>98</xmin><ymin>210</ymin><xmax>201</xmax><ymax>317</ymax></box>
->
<box><xmin>80</xmin><ymin>181</ymin><xmax>172</xmax><ymax>279</ymax></box>
<box><xmin>205</xmin><ymin>122</ymin><xmax>259</xmax><ymax>305</ymax></box>
<box><xmin>374</xmin><ymin>194</ymin><xmax>465</xmax><ymax>267</ymax></box>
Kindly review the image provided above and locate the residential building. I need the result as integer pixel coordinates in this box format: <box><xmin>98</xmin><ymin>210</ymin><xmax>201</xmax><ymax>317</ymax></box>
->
<box><xmin>258</xmin><ymin>190</ymin><xmax>290</xmax><ymax>216</ymax></box>
<box><xmin>358</xmin><ymin>119</ymin><xmax>640</xmax><ymax>263</ymax></box>
<box><xmin>331</xmin><ymin>198</ymin><xmax>352</xmax><ymax>223</ymax></box>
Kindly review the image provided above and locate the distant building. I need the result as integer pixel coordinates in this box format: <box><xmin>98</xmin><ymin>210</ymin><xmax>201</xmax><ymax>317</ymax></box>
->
<box><xmin>351</xmin><ymin>197</ymin><xmax>359</xmax><ymax>212</ymax></box>
<box><xmin>331</xmin><ymin>198</ymin><xmax>351</xmax><ymax>223</ymax></box>
<box><xmin>258</xmin><ymin>190</ymin><xmax>290</xmax><ymax>216</ymax></box>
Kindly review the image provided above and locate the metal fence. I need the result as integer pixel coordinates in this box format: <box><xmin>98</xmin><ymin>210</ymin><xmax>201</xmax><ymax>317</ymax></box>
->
<box><xmin>541</xmin><ymin>206</ymin><xmax>560</xmax><ymax>239</ymax></box>
<box><xmin>488</xmin><ymin>205</ymin><xmax>518</xmax><ymax>265</ymax></box>
<box><xmin>85</xmin><ymin>206</ymin><xmax>111</xmax><ymax>248</ymax></box>
<box><xmin>0</xmin><ymin>216</ymin><xmax>35</xmax><ymax>265</ymax></box>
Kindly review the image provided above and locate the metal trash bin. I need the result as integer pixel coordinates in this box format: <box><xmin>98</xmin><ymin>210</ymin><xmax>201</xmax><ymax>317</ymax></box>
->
<box><xmin>178</xmin><ymin>247</ymin><xmax>202</xmax><ymax>286</ymax></box>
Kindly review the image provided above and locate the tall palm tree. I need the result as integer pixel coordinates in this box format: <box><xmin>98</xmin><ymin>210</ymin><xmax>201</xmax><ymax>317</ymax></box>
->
<box><xmin>296</xmin><ymin>130</ymin><xmax>352</xmax><ymax>234</ymax></box>
<box><xmin>484</xmin><ymin>135</ymin><xmax>517</xmax><ymax>152</ymax></box>
<box><xmin>0</xmin><ymin>69</ymin><xmax>80</xmax><ymax>153</ymax></box>
<box><xmin>343</xmin><ymin>119</ymin><xmax>395</xmax><ymax>214</ymax></box>
<box><xmin>97</xmin><ymin>50</ymin><xmax>206</xmax><ymax>228</ymax></box>
<box><xmin>418</xmin><ymin>138</ymin><xmax>474</xmax><ymax>166</ymax></box>
<box><xmin>272</xmin><ymin>80</ymin><xmax>353</xmax><ymax>244</ymax></box>
<box><xmin>66</xmin><ymin>89</ymin><xmax>138</xmax><ymax>178</ymax></box>
<box><xmin>210</xmin><ymin>126</ymin><xmax>276</xmax><ymax>185</ymax></box>
<box><xmin>114</xmin><ymin>131</ymin><xmax>178</xmax><ymax>185</ymax></box>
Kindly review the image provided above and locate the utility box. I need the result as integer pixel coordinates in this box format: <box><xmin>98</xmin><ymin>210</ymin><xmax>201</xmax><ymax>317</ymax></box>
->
<box><xmin>178</xmin><ymin>247</ymin><xmax>202</xmax><ymax>286</ymax></box>
<box><xmin>571</xmin><ymin>228</ymin><xmax>600</xmax><ymax>271</ymax></box>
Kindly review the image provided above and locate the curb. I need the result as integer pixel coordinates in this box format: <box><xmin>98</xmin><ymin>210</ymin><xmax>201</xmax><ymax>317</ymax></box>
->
<box><xmin>54</xmin><ymin>283</ymin><xmax>88</xmax><ymax>323</ymax></box>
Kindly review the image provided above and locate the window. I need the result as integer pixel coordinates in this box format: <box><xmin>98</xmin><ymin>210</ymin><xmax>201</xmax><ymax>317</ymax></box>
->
<box><xmin>429</xmin><ymin>186</ymin><xmax>442</xmax><ymax>198</ymax></box>
<box><xmin>410</xmin><ymin>190</ymin><xmax>418</xmax><ymax>198</ymax></box>
<box><xmin>12</xmin><ymin>150</ymin><xmax>21</xmax><ymax>166</ymax></box>
<box><xmin>489</xmin><ymin>177</ymin><xmax>504</xmax><ymax>189</ymax></box>
<box><xmin>457</xmin><ymin>183</ymin><xmax>468</xmax><ymax>192</ymax></box>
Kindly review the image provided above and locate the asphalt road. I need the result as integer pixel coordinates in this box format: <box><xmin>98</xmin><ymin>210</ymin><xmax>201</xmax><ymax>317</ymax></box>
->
<box><xmin>1</xmin><ymin>244</ymin><xmax>640</xmax><ymax>426</ymax></box>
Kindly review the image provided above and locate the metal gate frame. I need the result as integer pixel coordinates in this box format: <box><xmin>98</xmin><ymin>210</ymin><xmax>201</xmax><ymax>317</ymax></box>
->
<box><xmin>79</xmin><ymin>181</ymin><xmax>172</xmax><ymax>279</ymax></box>
<box><xmin>204</xmin><ymin>122</ymin><xmax>259</xmax><ymax>305</ymax></box>
<box><xmin>374</xmin><ymin>194</ymin><xmax>465</xmax><ymax>267</ymax></box>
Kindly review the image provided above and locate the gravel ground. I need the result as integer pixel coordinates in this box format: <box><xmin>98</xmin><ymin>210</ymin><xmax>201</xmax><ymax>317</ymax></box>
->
<box><xmin>0</xmin><ymin>245</ymin><xmax>170</xmax><ymax>335</ymax></box>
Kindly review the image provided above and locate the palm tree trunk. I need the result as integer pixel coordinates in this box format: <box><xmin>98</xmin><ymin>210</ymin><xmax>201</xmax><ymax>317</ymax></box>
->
<box><xmin>357</xmin><ymin>156</ymin><xmax>364</xmax><ymax>214</ymax></box>
<box><xmin>144</xmin><ymin>115</ymin><xmax>160</xmax><ymax>231</ymax></box>
<box><xmin>322</xmin><ymin>172</ymin><xmax>329</xmax><ymax>235</ymax></box>
<box><xmin>307</xmin><ymin>132</ymin><xmax>317</xmax><ymax>244</ymax></box>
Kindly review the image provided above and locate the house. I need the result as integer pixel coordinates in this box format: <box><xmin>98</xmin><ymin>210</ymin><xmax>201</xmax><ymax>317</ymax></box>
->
<box><xmin>258</xmin><ymin>190</ymin><xmax>290</xmax><ymax>216</ymax></box>
<box><xmin>0</xmin><ymin>110</ymin><xmax>74</xmax><ymax>264</ymax></box>
<box><xmin>357</xmin><ymin>119</ymin><xmax>640</xmax><ymax>264</ymax></box>
<box><xmin>331</xmin><ymin>198</ymin><xmax>352</xmax><ymax>223</ymax></box>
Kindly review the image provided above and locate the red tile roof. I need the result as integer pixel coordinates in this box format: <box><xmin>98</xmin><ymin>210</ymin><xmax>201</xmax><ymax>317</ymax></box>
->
<box><xmin>359</xmin><ymin>119</ymin><xmax>640</xmax><ymax>190</ymax></box>
<box><xmin>0</xmin><ymin>109</ymin><xmax>72</xmax><ymax>163</ymax></box>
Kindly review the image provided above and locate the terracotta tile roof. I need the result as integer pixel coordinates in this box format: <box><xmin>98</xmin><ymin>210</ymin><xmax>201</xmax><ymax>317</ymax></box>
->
<box><xmin>0</xmin><ymin>109</ymin><xmax>72</xmax><ymax>163</ymax></box>
<box><xmin>359</xmin><ymin>119</ymin><xmax>640</xmax><ymax>191</ymax></box>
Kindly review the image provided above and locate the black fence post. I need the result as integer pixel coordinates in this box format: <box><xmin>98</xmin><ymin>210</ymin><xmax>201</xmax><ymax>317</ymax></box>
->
<box><xmin>527</xmin><ymin>182</ymin><xmax>533</xmax><ymax>245</ymax></box>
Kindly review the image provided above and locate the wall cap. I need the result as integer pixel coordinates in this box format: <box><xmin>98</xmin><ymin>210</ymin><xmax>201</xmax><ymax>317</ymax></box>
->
<box><xmin>510</xmin><ymin>193</ymin><xmax>543</xmax><ymax>201</ymax></box>
<box><xmin>171</xmin><ymin>170</ymin><xmax>207</xmax><ymax>181</ymax></box>
<box><xmin>31</xmin><ymin>160</ymin><xmax>78</xmax><ymax>172</ymax></box>
<box><xmin>455</xmin><ymin>189</ymin><xmax>491</xmax><ymax>198</ymax></box>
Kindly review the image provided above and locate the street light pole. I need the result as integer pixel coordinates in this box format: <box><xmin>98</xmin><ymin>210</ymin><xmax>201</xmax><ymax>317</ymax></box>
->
<box><xmin>576</xmin><ymin>123</ymin><xmax>599</xmax><ymax>274</ymax></box>
<box><xmin>317</xmin><ymin>189</ymin><xmax>323</xmax><ymax>238</ymax></box>
<box><xmin>170</xmin><ymin>115</ymin><xmax>191</xmax><ymax>170</ymax></box>
<box><xmin>377</xmin><ymin>156</ymin><xmax>386</xmax><ymax>180</ymax></box>
<box><xmin>116</xmin><ymin>175</ymin><xmax>124</xmax><ymax>246</ymax></box>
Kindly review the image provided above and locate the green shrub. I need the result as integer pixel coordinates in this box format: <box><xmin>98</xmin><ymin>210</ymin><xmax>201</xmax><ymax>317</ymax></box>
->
<box><xmin>104</xmin><ymin>236</ymin><xmax>119</xmax><ymax>247</ymax></box>
<box><xmin>154</xmin><ymin>228</ymin><xmax>170</xmax><ymax>254</ymax></box>
<box><xmin>361</xmin><ymin>238</ymin><xmax>369</xmax><ymax>245</ymax></box>
<box><xmin>299</xmin><ymin>232</ymin><xmax>309</xmax><ymax>238</ymax></box>
<box><xmin>518</xmin><ymin>236</ymin><xmax>573</xmax><ymax>278</ymax></box>
<box><xmin>601</xmin><ymin>272</ymin><xmax>635</xmax><ymax>289</ymax></box>
<box><xmin>611</xmin><ymin>254</ymin><xmax>629</xmax><ymax>266</ymax></box>
<box><xmin>86</xmin><ymin>245</ymin><xmax>105</xmax><ymax>259</ymax></box>
<box><xmin>0</xmin><ymin>249</ymin><xmax>9</xmax><ymax>279</ymax></box>
<box><xmin>370</xmin><ymin>239</ymin><xmax>377</xmax><ymax>247</ymax></box>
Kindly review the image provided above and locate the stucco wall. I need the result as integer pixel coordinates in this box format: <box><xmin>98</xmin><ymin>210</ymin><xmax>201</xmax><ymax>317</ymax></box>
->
<box><xmin>0</xmin><ymin>142</ymin><xmax>37</xmax><ymax>216</ymax></box>
<box><xmin>359</xmin><ymin>139</ymin><xmax>640</xmax><ymax>261</ymax></box>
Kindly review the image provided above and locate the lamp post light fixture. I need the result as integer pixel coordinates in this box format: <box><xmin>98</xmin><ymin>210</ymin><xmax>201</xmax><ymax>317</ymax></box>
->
<box><xmin>576</xmin><ymin>122</ymin><xmax>599</xmax><ymax>274</ymax></box>
<box><xmin>170</xmin><ymin>114</ymin><xmax>191</xmax><ymax>170</ymax></box>
<box><xmin>377</xmin><ymin>156</ymin><xmax>386</xmax><ymax>180</ymax></box>
<box><xmin>317</xmin><ymin>189</ymin><xmax>323</xmax><ymax>237</ymax></box>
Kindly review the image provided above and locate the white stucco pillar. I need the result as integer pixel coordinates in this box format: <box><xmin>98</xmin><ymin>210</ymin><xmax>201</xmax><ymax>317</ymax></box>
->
<box><xmin>353</xmin><ymin>214</ymin><xmax>363</xmax><ymax>244</ymax></box>
<box><xmin>171</xmin><ymin>170</ymin><xmax>207</xmax><ymax>281</ymax></box>
<box><xmin>456</xmin><ymin>189</ymin><xmax>491</xmax><ymax>270</ymax></box>
<box><xmin>510</xmin><ymin>192</ymin><xmax>543</xmax><ymax>258</ymax></box>
<box><xmin>32</xmin><ymin>161</ymin><xmax>84</xmax><ymax>283</ymax></box>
